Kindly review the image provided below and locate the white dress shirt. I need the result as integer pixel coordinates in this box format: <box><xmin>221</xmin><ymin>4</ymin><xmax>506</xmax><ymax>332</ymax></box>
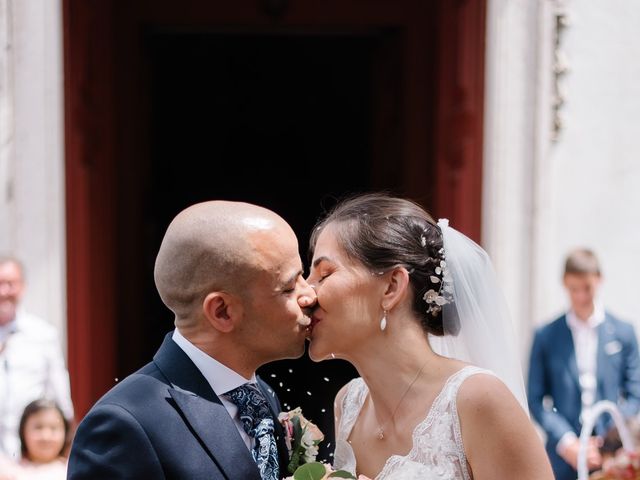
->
<box><xmin>557</xmin><ymin>302</ymin><xmax>605</xmax><ymax>453</ymax></box>
<box><xmin>172</xmin><ymin>329</ymin><xmax>257</xmax><ymax>450</ymax></box>
<box><xmin>0</xmin><ymin>310</ymin><xmax>74</xmax><ymax>459</ymax></box>
<box><xmin>566</xmin><ymin>303</ymin><xmax>605</xmax><ymax>410</ymax></box>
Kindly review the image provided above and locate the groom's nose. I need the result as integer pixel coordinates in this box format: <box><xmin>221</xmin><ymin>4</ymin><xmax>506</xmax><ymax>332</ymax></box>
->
<box><xmin>297</xmin><ymin>278</ymin><xmax>317</xmax><ymax>309</ymax></box>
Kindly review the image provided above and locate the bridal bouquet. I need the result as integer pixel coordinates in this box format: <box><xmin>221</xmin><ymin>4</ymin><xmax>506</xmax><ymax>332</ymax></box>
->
<box><xmin>279</xmin><ymin>407</ymin><xmax>355</xmax><ymax>479</ymax></box>
<box><xmin>283</xmin><ymin>462</ymin><xmax>356</xmax><ymax>480</ymax></box>
<box><xmin>279</xmin><ymin>407</ymin><xmax>324</xmax><ymax>472</ymax></box>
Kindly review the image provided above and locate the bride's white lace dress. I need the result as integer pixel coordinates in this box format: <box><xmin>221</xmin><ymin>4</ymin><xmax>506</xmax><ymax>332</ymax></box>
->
<box><xmin>334</xmin><ymin>365</ymin><xmax>492</xmax><ymax>480</ymax></box>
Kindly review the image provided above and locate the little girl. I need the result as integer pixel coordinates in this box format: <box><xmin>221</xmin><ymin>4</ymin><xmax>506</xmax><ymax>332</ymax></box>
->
<box><xmin>0</xmin><ymin>399</ymin><xmax>69</xmax><ymax>480</ymax></box>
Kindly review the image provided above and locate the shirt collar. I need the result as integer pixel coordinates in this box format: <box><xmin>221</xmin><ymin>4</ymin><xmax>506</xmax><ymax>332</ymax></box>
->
<box><xmin>171</xmin><ymin>328</ymin><xmax>256</xmax><ymax>396</ymax></box>
<box><xmin>566</xmin><ymin>301</ymin><xmax>605</xmax><ymax>330</ymax></box>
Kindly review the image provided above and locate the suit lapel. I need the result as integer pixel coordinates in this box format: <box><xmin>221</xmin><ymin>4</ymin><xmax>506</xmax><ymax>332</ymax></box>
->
<box><xmin>169</xmin><ymin>388</ymin><xmax>261</xmax><ymax>480</ymax></box>
<box><xmin>596</xmin><ymin>316</ymin><xmax>617</xmax><ymax>395</ymax></box>
<box><xmin>593</xmin><ymin>317</ymin><xmax>619</xmax><ymax>434</ymax></box>
<box><xmin>153</xmin><ymin>333</ymin><xmax>261</xmax><ymax>480</ymax></box>
<box><xmin>558</xmin><ymin>317</ymin><xmax>581</xmax><ymax>390</ymax></box>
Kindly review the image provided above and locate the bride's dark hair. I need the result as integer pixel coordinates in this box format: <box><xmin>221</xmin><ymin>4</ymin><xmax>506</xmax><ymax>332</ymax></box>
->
<box><xmin>309</xmin><ymin>193</ymin><xmax>459</xmax><ymax>337</ymax></box>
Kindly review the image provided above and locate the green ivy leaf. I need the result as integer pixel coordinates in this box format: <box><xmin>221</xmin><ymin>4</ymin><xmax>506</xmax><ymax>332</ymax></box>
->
<box><xmin>287</xmin><ymin>452</ymin><xmax>301</xmax><ymax>475</ymax></box>
<box><xmin>291</xmin><ymin>416</ymin><xmax>303</xmax><ymax>449</ymax></box>
<box><xmin>328</xmin><ymin>470</ymin><xmax>357</xmax><ymax>479</ymax></box>
<box><xmin>293</xmin><ymin>462</ymin><xmax>327</xmax><ymax>480</ymax></box>
<box><xmin>287</xmin><ymin>415</ymin><xmax>314</xmax><ymax>474</ymax></box>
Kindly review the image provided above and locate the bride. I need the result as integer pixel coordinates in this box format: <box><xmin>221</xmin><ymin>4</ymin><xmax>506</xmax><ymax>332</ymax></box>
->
<box><xmin>305</xmin><ymin>193</ymin><xmax>553</xmax><ymax>479</ymax></box>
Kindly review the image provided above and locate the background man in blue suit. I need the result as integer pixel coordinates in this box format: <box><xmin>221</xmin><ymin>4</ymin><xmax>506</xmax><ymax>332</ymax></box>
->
<box><xmin>528</xmin><ymin>248</ymin><xmax>640</xmax><ymax>480</ymax></box>
<box><xmin>68</xmin><ymin>201</ymin><xmax>317</xmax><ymax>479</ymax></box>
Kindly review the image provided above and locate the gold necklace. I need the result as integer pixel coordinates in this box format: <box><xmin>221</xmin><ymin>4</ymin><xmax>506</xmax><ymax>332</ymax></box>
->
<box><xmin>375</xmin><ymin>359</ymin><xmax>430</xmax><ymax>440</ymax></box>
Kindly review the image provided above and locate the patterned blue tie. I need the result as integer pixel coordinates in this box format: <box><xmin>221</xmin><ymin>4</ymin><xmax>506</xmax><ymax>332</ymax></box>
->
<box><xmin>224</xmin><ymin>384</ymin><xmax>279</xmax><ymax>480</ymax></box>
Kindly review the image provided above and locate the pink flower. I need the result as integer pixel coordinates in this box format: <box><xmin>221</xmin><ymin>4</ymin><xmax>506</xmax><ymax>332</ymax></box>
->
<box><xmin>279</xmin><ymin>407</ymin><xmax>325</xmax><ymax>473</ymax></box>
<box><xmin>278</xmin><ymin>412</ymin><xmax>295</xmax><ymax>453</ymax></box>
<box><xmin>279</xmin><ymin>407</ymin><xmax>324</xmax><ymax>447</ymax></box>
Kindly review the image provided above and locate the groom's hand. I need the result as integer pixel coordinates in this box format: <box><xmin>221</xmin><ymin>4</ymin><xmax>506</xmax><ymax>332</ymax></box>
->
<box><xmin>559</xmin><ymin>436</ymin><xmax>602</xmax><ymax>470</ymax></box>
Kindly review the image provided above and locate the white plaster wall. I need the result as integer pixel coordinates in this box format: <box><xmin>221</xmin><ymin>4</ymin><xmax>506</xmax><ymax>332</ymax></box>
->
<box><xmin>534</xmin><ymin>1</ymin><xmax>640</xmax><ymax>329</ymax></box>
<box><xmin>0</xmin><ymin>1</ymin><xmax>13</xmax><ymax>245</ymax></box>
<box><xmin>0</xmin><ymin>0</ymin><xmax>66</xmax><ymax>341</ymax></box>
<box><xmin>483</xmin><ymin>0</ymin><xmax>542</xmax><ymax>364</ymax></box>
<box><xmin>485</xmin><ymin>0</ymin><xmax>640</xmax><ymax>372</ymax></box>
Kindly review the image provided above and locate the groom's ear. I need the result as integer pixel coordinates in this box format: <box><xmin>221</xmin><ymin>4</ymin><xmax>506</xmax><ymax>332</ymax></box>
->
<box><xmin>381</xmin><ymin>267</ymin><xmax>410</xmax><ymax>310</ymax></box>
<box><xmin>202</xmin><ymin>292</ymin><xmax>242</xmax><ymax>333</ymax></box>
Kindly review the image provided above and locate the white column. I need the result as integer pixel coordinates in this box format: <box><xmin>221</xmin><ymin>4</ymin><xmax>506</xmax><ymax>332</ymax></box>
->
<box><xmin>0</xmin><ymin>0</ymin><xmax>66</xmax><ymax>342</ymax></box>
<box><xmin>483</xmin><ymin>0</ymin><xmax>547</xmax><ymax>366</ymax></box>
<box><xmin>0</xmin><ymin>0</ymin><xmax>14</xmax><ymax>240</ymax></box>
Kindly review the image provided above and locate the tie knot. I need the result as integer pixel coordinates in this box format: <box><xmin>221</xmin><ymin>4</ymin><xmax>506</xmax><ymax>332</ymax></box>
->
<box><xmin>224</xmin><ymin>384</ymin><xmax>273</xmax><ymax>435</ymax></box>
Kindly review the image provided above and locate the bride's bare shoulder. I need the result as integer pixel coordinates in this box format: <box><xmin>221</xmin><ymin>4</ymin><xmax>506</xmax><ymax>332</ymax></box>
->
<box><xmin>455</xmin><ymin>373</ymin><xmax>555</xmax><ymax>478</ymax></box>
<box><xmin>455</xmin><ymin>371</ymin><xmax>538</xmax><ymax>459</ymax></box>
<box><xmin>456</xmin><ymin>372</ymin><xmax>521</xmax><ymax>418</ymax></box>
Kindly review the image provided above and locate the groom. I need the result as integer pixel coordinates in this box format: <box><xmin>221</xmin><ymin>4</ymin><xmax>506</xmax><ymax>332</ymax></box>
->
<box><xmin>67</xmin><ymin>201</ymin><xmax>317</xmax><ymax>479</ymax></box>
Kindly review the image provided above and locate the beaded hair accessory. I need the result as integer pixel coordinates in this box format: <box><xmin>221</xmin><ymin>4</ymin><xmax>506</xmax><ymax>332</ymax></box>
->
<box><xmin>420</xmin><ymin>231</ymin><xmax>453</xmax><ymax>316</ymax></box>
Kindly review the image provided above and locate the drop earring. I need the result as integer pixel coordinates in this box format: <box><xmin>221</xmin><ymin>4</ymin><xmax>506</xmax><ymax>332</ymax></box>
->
<box><xmin>380</xmin><ymin>310</ymin><xmax>388</xmax><ymax>331</ymax></box>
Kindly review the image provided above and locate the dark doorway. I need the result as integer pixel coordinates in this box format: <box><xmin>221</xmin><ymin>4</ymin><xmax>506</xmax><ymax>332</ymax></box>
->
<box><xmin>64</xmin><ymin>0</ymin><xmax>487</xmax><ymax>442</ymax></box>
<box><xmin>116</xmin><ymin>31</ymin><xmax>402</xmax><ymax>459</ymax></box>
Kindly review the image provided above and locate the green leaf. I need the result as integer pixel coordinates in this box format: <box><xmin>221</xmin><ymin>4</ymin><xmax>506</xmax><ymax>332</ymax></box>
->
<box><xmin>328</xmin><ymin>471</ymin><xmax>357</xmax><ymax>479</ymax></box>
<box><xmin>288</xmin><ymin>415</ymin><xmax>314</xmax><ymax>473</ymax></box>
<box><xmin>291</xmin><ymin>416</ymin><xmax>303</xmax><ymax>447</ymax></box>
<box><xmin>287</xmin><ymin>452</ymin><xmax>301</xmax><ymax>474</ymax></box>
<box><xmin>293</xmin><ymin>462</ymin><xmax>327</xmax><ymax>480</ymax></box>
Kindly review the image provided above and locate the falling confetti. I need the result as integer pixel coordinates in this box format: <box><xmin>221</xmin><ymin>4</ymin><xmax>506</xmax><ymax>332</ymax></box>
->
<box><xmin>270</xmin><ymin>374</ymin><xmax>277</xmax><ymax>378</ymax></box>
<box><xmin>323</xmin><ymin>377</ymin><xmax>330</xmax><ymax>382</ymax></box>
<box><xmin>279</xmin><ymin>382</ymin><xmax>283</xmax><ymax>387</ymax></box>
<box><xmin>306</xmin><ymin>391</ymin><xmax>312</xmax><ymax>396</ymax></box>
<box><xmin>288</xmin><ymin>369</ymin><xmax>293</xmax><ymax>373</ymax></box>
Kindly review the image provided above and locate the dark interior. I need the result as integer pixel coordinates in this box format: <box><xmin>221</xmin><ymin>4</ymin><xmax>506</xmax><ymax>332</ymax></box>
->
<box><xmin>114</xmin><ymin>31</ymin><xmax>407</xmax><ymax>458</ymax></box>
<box><xmin>64</xmin><ymin>0</ymin><xmax>487</xmax><ymax>426</ymax></box>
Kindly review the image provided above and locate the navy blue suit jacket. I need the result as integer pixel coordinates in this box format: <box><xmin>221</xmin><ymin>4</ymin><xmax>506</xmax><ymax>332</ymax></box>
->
<box><xmin>528</xmin><ymin>313</ymin><xmax>640</xmax><ymax>480</ymax></box>
<box><xmin>67</xmin><ymin>333</ymin><xmax>289</xmax><ymax>479</ymax></box>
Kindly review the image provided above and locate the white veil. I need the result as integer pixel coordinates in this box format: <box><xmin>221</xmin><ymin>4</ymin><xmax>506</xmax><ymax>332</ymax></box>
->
<box><xmin>428</xmin><ymin>219</ymin><xmax>528</xmax><ymax>412</ymax></box>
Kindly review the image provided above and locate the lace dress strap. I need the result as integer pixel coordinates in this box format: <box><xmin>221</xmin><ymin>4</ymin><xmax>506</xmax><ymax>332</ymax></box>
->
<box><xmin>446</xmin><ymin>365</ymin><xmax>494</xmax><ymax>394</ymax></box>
<box><xmin>378</xmin><ymin>365</ymin><xmax>495</xmax><ymax>480</ymax></box>
<box><xmin>336</xmin><ymin>378</ymin><xmax>368</xmax><ymax>439</ymax></box>
<box><xmin>333</xmin><ymin>367</ymin><xmax>496</xmax><ymax>479</ymax></box>
<box><xmin>333</xmin><ymin>378</ymin><xmax>367</xmax><ymax>474</ymax></box>
<box><xmin>438</xmin><ymin>366</ymin><xmax>495</xmax><ymax>480</ymax></box>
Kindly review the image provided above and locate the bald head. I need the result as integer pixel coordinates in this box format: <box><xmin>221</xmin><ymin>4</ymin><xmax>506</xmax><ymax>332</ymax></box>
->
<box><xmin>154</xmin><ymin>201</ymin><xmax>293</xmax><ymax>324</ymax></box>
